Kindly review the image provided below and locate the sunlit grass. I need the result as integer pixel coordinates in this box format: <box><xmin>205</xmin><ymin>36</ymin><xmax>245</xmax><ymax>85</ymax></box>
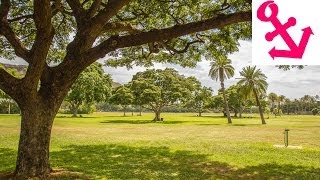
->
<box><xmin>0</xmin><ymin>112</ymin><xmax>319</xmax><ymax>179</ymax></box>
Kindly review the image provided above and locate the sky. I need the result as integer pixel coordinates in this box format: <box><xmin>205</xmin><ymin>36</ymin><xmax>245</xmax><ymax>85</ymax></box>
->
<box><xmin>103</xmin><ymin>41</ymin><xmax>320</xmax><ymax>99</ymax></box>
<box><xmin>1</xmin><ymin>41</ymin><xmax>320</xmax><ymax>99</ymax></box>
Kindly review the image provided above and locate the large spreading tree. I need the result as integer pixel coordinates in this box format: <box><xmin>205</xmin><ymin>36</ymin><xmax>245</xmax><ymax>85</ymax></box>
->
<box><xmin>130</xmin><ymin>68</ymin><xmax>197</xmax><ymax>121</ymax></box>
<box><xmin>0</xmin><ymin>0</ymin><xmax>251</xmax><ymax>178</ymax></box>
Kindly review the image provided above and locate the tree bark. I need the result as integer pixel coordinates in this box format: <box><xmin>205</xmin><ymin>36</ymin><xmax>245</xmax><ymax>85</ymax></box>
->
<box><xmin>72</xmin><ymin>108</ymin><xmax>78</xmax><ymax>117</ymax></box>
<box><xmin>14</xmin><ymin>102</ymin><xmax>57</xmax><ymax>178</ymax></box>
<box><xmin>70</xmin><ymin>103</ymin><xmax>80</xmax><ymax>117</ymax></box>
<box><xmin>220</xmin><ymin>75</ymin><xmax>232</xmax><ymax>124</ymax></box>
<box><xmin>253</xmin><ymin>89</ymin><xmax>266</xmax><ymax>124</ymax></box>
<box><xmin>153</xmin><ymin>110</ymin><xmax>161</xmax><ymax>121</ymax></box>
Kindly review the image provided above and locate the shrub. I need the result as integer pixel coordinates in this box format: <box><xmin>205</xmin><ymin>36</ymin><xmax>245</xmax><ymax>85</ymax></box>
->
<box><xmin>311</xmin><ymin>108</ymin><xmax>319</xmax><ymax>116</ymax></box>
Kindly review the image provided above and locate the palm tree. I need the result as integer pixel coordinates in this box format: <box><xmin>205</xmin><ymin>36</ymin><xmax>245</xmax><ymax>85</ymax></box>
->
<box><xmin>284</xmin><ymin>98</ymin><xmax>291</xmax><ymax>115</ymax></box>
<box><xmin>268</xmin><ymin>92</ymin><xmax>278</xmax><ymax>110</ymax></box>
<box><xmin>238</xmin><ymin>66</ymin><xmax>268</xmax><ymax>124</ymax></box>
<box><xmin>209</xmin><ymin>57</ymin><xmax>235</xmax><ymax>124</ymax></box>
<box><xmin>278</xmin><ymin>95</ymin><xmax>286</xmax><ymax>109</ymax></box>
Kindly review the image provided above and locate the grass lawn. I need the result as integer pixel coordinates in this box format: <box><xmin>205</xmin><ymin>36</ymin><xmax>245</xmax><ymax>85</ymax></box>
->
<box><xmin>0</xmin><ymin>112</ymin><xmax>320</xmax><ymax>179</ymax></box>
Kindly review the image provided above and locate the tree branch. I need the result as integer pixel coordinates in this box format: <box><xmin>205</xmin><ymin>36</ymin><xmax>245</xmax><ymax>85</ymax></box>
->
<box><xmin>0</xmin><ymin>24</ymin><xmax>30</xmax><ymax>61</ymax></box>
<box><xmin>85</xmin><ymin>11</ymin><xmax>252</xmax><ymax>61</ymax></box>
<box><xmin>0</xmin><ymin>0</ymin><xmax>10</xmax><ymax>20</ymax></box>
<box><xmin>0</xmin><ymin>68</ymin><xmax>21</xmax><ymax>101</ymax></box>
<box><xmin>66</xmin><ymin>0</ymin><xmax>86</xmax><ymax>24</ymax></box>
<box><xmin>87</xmin><ymin>0</ymin><xmax>102</xmax><ymax>18</ymax></box>
<box><xmin>24</xmin><ymin>0</ymin><xmax>54</xmax><ymax>90</ymax></box>
<box><xmin>61</xmin><ymin>0</ymin><xmax>132</xmax><ymax>66</ymax></box>
<box><xmin>103</xmin><ymin>22</ymin><xmax>140</xmax><ymax>34</ymax></box>
<box><xmin>159</xmin><ymin>40</ymin><xmax>203</xmax><ymax>54</ymax></box>
<box><xmin>89</xmin><ymin>0</ymin><xmax>131</xmax><ymax>33</ymax></box>
<box><xmin>0</xmin><ymin>0</ymin><xmax>30</xmax><ymax>61</ymax></box>
<box><xmin>8</xmin><ymin>14</ymin><xmax>33</xmax><ymax>23</ymax></box>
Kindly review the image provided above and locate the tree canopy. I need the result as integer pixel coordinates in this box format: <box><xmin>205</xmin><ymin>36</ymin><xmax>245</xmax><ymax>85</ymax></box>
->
<box><xmin>238</xmin><ymin>66</ymin><xmax>268</xmax><ymax>124</ymax></box>
<box><xmin>186</xmin><ymin>85</ymin><xmax>214</xmax><ymax>117</ymax></box>
<box><xmin>65</xmin><ymin>63</ymin><xmax>112</xmax><ymax>117</ymax></box>
<box><xmin>109</xmin><ymin>85</ymin><xmax>134</xmax><ymax>116</ymax></box>
<box><xmin>130</xmin><ymin>68</ymin><xmax>198</xmax><ymax>121</ymax></box>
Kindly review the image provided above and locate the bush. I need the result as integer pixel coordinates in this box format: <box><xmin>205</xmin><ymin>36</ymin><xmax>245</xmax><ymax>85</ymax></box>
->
<box><xmin>0</xmin><ymin>101</ymin><xmax>20</xmax><ymax>114</ymax></box>
<box><xmin>311</xmin><ymin>108</ymin><xmax>319</xmax><ymax>116</ymax></box>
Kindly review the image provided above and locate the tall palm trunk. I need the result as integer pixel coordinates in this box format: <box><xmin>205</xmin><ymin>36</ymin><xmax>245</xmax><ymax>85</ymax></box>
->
<box><xmin>219</xmin><ymin>69</ymin><xmax>232</xmax><ymax>124</ymax></box>
<box><xmin>253</xmin><ymin>89</ymin><xmax>266</xmax><ymax>124</ymax></box>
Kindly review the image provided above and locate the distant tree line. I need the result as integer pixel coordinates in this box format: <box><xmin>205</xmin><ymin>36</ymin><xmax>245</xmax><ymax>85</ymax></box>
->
<box><xmin>1</xmin><ymin>63</ymin><xmax>319</xmax><ymax>120</ymax></box>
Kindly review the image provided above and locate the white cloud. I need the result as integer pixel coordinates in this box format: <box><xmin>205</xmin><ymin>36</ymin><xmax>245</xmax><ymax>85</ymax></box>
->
<box><xmin>104</xmin><ymin>40</ymin><xmax>320</xmax><ymax>99</ymax></box>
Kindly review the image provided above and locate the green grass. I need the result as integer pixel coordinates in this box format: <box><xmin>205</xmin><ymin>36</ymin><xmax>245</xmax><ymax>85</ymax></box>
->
<box><xmin>0</xmin><ymin>112</ymin><xmax>320</xmax><ymax>179</ymax></box>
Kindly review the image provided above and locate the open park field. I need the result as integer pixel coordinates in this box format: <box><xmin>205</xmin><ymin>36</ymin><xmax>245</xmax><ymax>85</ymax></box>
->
<box><xmin>0</xmin><ymin>113</ymin><xmax>319</xmax><ymax>179</ymax></box>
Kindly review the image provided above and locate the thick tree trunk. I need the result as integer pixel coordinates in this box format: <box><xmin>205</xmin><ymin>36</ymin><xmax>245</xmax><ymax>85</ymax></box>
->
<box><xmin>253</xmin><ymin>89</ymin><xmax>266</xmax><ymax>124</ymax></box>
<box><xmin>153</xmin><ymin>110</ymin><xmax>161</xmax><ymax>121</ymax></box>
<box><xmin>198</xmin><ymin>109</ymin><xmax>202</xmax><ymax>117</ymax></box>
<box><xmin>220</xmin><ymin>79</ymin><xmax>232</xmax><ymax>124</ymax></box>
<box><xmin>72</xmin><ymin>108</ymin><xmax>78</xmax><ymax>117</ymax></box>
<box><xmin>71</xmin><ymin>104</ymin><xmax>79</xmax><ymax>117</ymax></box>
<box><xmin>14</xmin><ymin>104</ymin><xmax>56</xmax><ymax>178</ymax></box>
<box><xmin>69</xmin><ymin>102</ymin><xmax>81</xmax><ymax>117</ymax></box>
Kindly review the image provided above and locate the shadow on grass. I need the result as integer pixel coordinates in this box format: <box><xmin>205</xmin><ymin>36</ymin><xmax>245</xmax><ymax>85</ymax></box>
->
<box><xmin>231</xmin><ymin>124</ymin><xmax>262</xmax><ymax>127</ymax></box>
<box><xmin>52</xmin><ymin>145</ymin><xmax>320</xmax><ymax>179</ymax></box>
<box><xmin>56</xmin><ymin>116</ymin><xmax>100</xmax><ymax>119</ymax></box>
<box><xmin>187</xmin><ymin>115</ymin><xmax>225</xmax><ymax>118</ymax></box>
<box><xmin>100</xmin><ymin>120</ymin><xmax>194</xmax><ymax>124</ymax></box>
<box><xmin>1</xmin><ymin>145</ymin><xmax>320</xmax><ymax>179</ymax></box>
<box><xmin>189</xmin><ymin>115</ymin><xmax>257</xmax><ymax>119</ymax></box>
<box><xmin>0</xmin><ymin>148</ymin><xmax>16</xmax><ymax>173</ymax></box>
<box><xmin>197</xmin><ymin>123</ymin><xmax>223</xmax><ymax>126</ymax></box>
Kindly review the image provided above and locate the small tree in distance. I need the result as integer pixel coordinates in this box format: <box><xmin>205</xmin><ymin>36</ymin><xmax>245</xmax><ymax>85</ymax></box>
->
<box><xmin>186</xmin><ymin>86</ymin><xmax>214</xmax><ymax>117</ymax></box>
<box><xmin>130</xmin><ymin>68</ymin><xmax>197</xmax><ymax>121</ymax></box>
<box><xmin>109</xmin><ymin>86</ymin><xmax>134</xmax><ymax>116</ymax></box>
<box><xmin>311</xmin><ymin>108</ymin><xmax>319</xmax><ymax>116</ymax></box>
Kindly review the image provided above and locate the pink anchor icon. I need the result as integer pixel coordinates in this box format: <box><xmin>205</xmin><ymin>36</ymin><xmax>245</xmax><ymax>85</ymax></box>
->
<box><xmin>257</xmin><ymin>1</ymin><xmax>314</xmax><ymax>59</ymax></box>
